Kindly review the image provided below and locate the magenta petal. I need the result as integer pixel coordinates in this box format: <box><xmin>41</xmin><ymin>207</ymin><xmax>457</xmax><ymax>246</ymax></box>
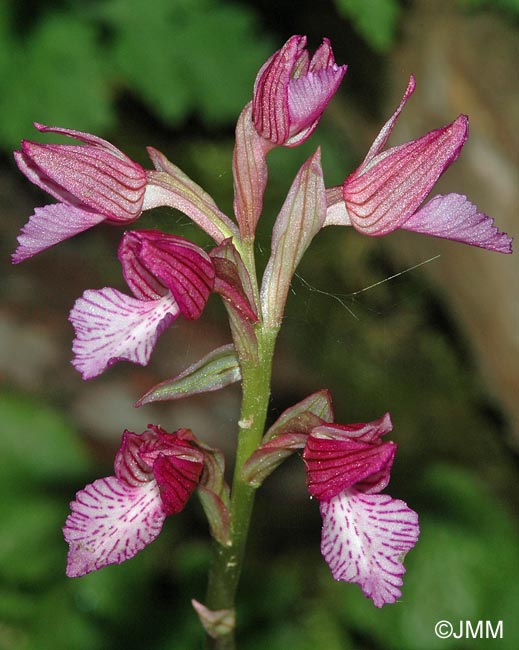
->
<box><xmin>320</xmin><ymin>489</ymin><xmax>419</xmax><ymax>607</ymax></box>
<box><xmin>153</xmin><ymin>452</ymin><xmax>204</xmax><ymax>516</ymax></box>
<box><xmin>402</xmin><ymin>193</ymin><xmax>513</xmax><ymax>253</ymax></box>
<box><xmin>141</xmin><ymin>239</ymin><xmax>214</xmax><ymax>320</ymax></box>
<box><xmin>287</xmin><ymin>65</ymin><xmax>346</xmax><ymax>144</ymax></box>
<box><xmin>12</xmin><ymin>203</ymin><xmax>106</xmax><ymax>263</ymax></box>
<box><xmin>252</xmin><ymin>35</ymin><xmax>304</xmax><ymax>144</ymax></box>
<box><xmin>114</xmin><ymin>429</ymin><xmax>156</xmax><ymax>486</ymax></box>
<box><xmin>70</xmin><ymin>288</ymin><xmax>180</xmax><ymax>379</ymax></box>
<box><xmin>344</xmin><ymin>116</ymin><xmax>468</xmax><ymax>235</ymax></box>
<box><xmin>119</xmin><ymin>229</ymin><xmax>215</xmax><ymax>319</ymax></box>
<box><xmin>16</xmin><ymin>125</ymin><xmax>147</xmax><ymax>222</ymax></box>
<box><xmin>63</xmin><ymin>476</ymin><xmax>166</xmax><ymax>577</ymax></box>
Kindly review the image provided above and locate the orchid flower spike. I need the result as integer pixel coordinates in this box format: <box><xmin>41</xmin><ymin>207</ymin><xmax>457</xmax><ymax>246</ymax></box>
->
<box><xmin>70</xmin><ymin>229</ymin><xmax>215</xmax><ymax>379</ymax></box>
<box><xmin>252</xmin><ymin>35</ymin><xmax>347</xmax><ymax>147</ymax></box>
<box><xmin>326</xmin><ymin>77</ymin><xmax>512</xmax><ymax>253</ymax></box>
<box><xmin>303</xmin><ymin>413</ymin><xmax>420</xmax><ymax>607</ymax></box>
<box><xmin>13</xmin><ymin>124</ymin><xmax>148</xmax><ymax>262</ymax></box>
<box><xmin>64</xmin><ymin>425</ymin><xmax>204</xmax><ymax>577</ymax></box>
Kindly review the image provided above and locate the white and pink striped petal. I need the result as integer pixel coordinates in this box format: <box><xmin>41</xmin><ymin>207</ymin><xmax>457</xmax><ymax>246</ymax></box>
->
<box><xmin>70</xmin><ymin>287</ymin><xmax>180</xmax><ymax>379</ymax></box>
<box><xmin>64</xmin><ymin>476</ymin><xmax>166</xmax><ymax>577</ymax></box>
<box><xmin>320</xmin><ymin>489</ymin><xmax>419</xmax><ymax>607</ymax></box>
<box><xmin>12</xmin><ymin>203</ymin><xmax>105</xmax><ymax>263</ymax></box>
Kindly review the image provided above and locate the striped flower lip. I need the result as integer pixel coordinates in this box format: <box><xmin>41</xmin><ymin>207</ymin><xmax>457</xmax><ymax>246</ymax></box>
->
<box><xmin>63</xmin><ymin>426</ymin><xmax>204</xmax><ymax>577</ymax></box>
<box><xmin>252</xmin><ymin>35</ymin><xmax>347</xmax><ymax>147</ymax></box>
<box><xmin>303</xmin><ymin>414</ymin><xmax>419</xmax><ymax>607</ymax></box>
<box><xmin>69</xmin><ymin>230</ymin><xmax>215</xmax><ymax>380</ymax></box>
<box><xmin>13</xmin><ymin>124</ymin><xmax>148</xmax><ymax>262</ymax></box>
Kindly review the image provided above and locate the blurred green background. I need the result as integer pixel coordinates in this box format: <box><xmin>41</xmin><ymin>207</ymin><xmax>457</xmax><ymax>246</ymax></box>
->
<box><xmin>1</xmin><ymin>0</ymin><xmax>518</xmax><ymax>648</ymax></box>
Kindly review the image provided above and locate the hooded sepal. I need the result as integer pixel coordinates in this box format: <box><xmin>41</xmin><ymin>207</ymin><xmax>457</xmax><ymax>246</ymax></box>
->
<box><xmin>303</xmin><ymin>413</ymin><xmax>396</xmax><ymax>500</ymax></box>
<box><xmin>252</xmin><ymin>35</ymin><xmax>346</xmax><ymax>147</ymax></box>
<box><xmin>135</xmin><ymin>344</ymin><xmax>241</xmax><ymax>406</ymax></box>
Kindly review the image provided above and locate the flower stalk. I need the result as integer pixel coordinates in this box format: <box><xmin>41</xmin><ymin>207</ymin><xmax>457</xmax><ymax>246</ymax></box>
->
<box><xmin>204</xmin><ymin>323</ymin><xmax>279</xmax><ymax>649</ymax></box>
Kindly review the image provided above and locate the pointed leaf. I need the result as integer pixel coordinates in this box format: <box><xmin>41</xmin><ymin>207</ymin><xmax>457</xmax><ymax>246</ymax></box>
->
<box><xmin>144</xmin><ymin>148</ymin><xmax>238</xmax><ymax>243</ymax></box>
<box><xmin>260</xmin><ymin>148</ymin><xmax>326</xmax><ymax>327</ymax></box>
<box><xmin>264</xmin><ymin>389</ymin><xmax>334</xmax><ymax>442</ymax></box>
<box><xmin>241</xmin><ymin>432</ymin><xmax>308</xmax><ymax>487</ymax></box>
<box><xmin>232</xmin><ymin>102</ymin><xmax>273</xmax><ymax>238</ymax></box>
<box><xmin>135</xmin><ymin>344</ymin><xmax>241</xmax><ymax>406</ymax></box>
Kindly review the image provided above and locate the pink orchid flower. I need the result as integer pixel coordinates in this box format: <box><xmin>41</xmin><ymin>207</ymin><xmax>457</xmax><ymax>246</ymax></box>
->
<box><xmin>303</xmin><ymin>413</ymin><xmax>419</xmax><ymax>607</ymax></box>
<box><xmin>64</xmin><ymin>425</ymin><xmax>204</xmax><ymax>577</ymax></box>
<box><xmin>252</xmin><ymin>35</ymin><xmax>347</xmax><ymax>147</ymax></box>
<box><xmin>70</xmin><ymin>229</ymin><xmax>215</xmax><ymax>379</ymax></box>
<box><xmin>326</xmin><ymin>77</ymin><xmax>512</xmax><ymax>253</ymax></box>
<box><xmin>13</xmin><ymin>124</ymin><xmax>148</xmax><ymax>262</ymax></box>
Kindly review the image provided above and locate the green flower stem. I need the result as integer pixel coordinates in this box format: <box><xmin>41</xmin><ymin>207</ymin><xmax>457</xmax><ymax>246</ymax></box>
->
<box><xmin>205</xmin><ymin>323</ymin><xmax>279</xmax><ymax>649</ymax></box>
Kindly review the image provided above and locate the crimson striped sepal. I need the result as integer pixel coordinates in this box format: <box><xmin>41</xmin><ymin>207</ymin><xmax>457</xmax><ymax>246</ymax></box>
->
<box><xmin>115</xmin><ymin>426</ymin><xmax>204</xmax><ymax>516</ymax></box>
<box><xmin>119</xmin><ymin>229</ymin><xmax>215</xmax><ymax>320</ymax></box>
<box><xmin>320</xmin><ymin>489</ymin><xmax>419</xmax><ymax>607</ymax></box>
<box><xmin>303</xmin><ymin>413</ymin><xmax>396</xmax><ymax>501</ymax></box>
<box><xmin>343</xmin><ymin>111</ymin><xmax>469</xmax><ymax>236</ymax></box>
<box><xmin>334</xmin><ymin>76</ymin><xmax>512</xmax><ymax>253</ymax></box>
<box><xmin>64</xmin><ymin>426</ymin><xmax>204</xmax><ymax>577</ymax></box>
<box><xmin>252</xmin><ymin>35</ymin><xmax>346</xmax><ymax>147</ymax></box>
<box><xmin>12</xmin><ymin>124</ymin><xmax>147</xmax><ymax>263</ymax></box>
<box><xmin>15</xmin><ymin>124</ymin><xmax>147</xmax><ymax>222</ymax></box>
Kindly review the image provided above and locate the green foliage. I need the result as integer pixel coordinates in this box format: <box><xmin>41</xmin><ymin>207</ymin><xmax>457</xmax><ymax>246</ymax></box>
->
<box><xmin>0</xmin><ymin>0</ymin><xmax>272</xmax><ymax>150</ymax></box>
<box><xmin>334</xmin><ymin>0</ymin><xmax>401</xmax><ymax>52</ymax></box>
<box><xmin>0</xmin><ymin>11</ymin><xmax>113</xmax><ymax>150</ymax></box>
